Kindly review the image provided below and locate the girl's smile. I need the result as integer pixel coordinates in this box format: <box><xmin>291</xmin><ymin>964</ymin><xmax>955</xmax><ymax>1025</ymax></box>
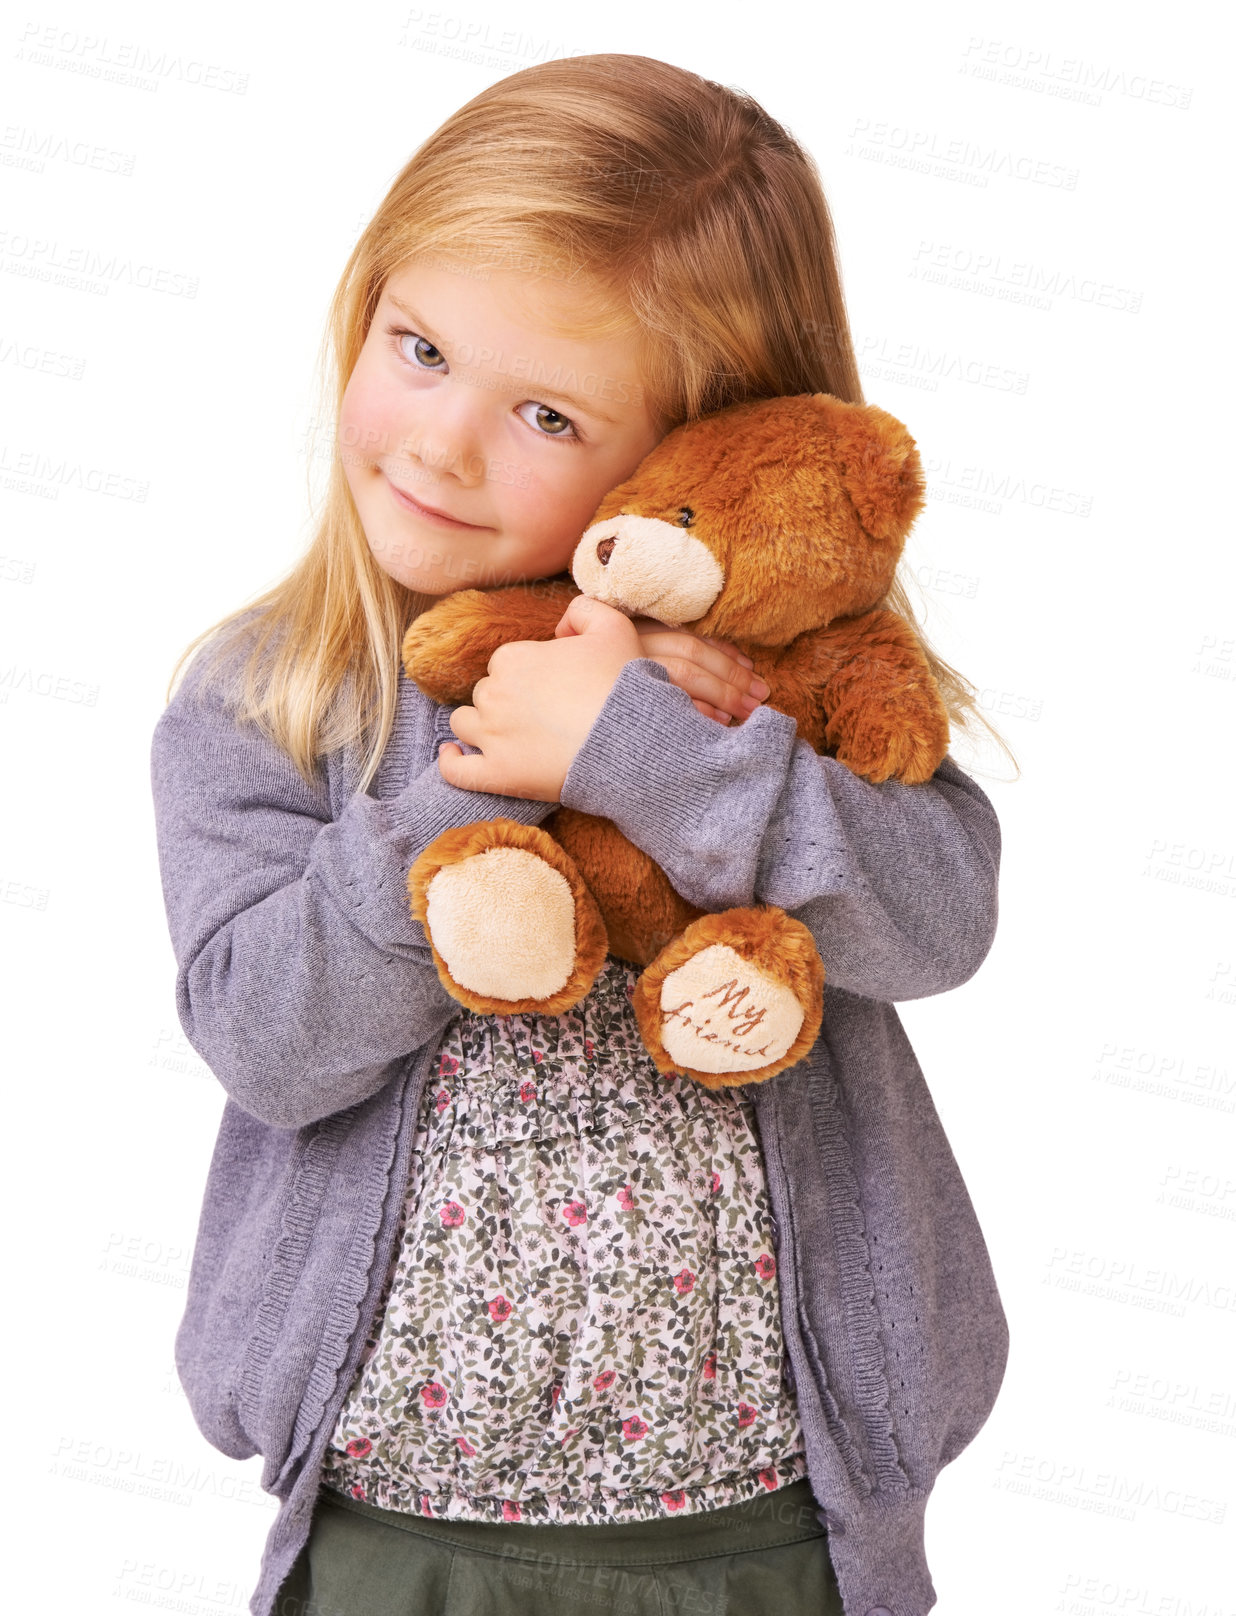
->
<box><xmin>340</xmin><ymin>256</ymin><xmax>663</xmax><ymax>596</ymax></box>
<box><xmin>383</xmin><ymin>472</ymin><xmax>493</xmax><ymax>530</ymax></box>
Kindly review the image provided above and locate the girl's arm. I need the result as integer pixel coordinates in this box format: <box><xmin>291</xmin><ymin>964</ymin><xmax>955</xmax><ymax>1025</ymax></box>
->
<box><xmin>559</xmin><ymin>658</ymin><xmax>1001</xmax><ymax>1003</ymax></box>
<box><xmin>150</xmin><ymin>646</ymin><xmax>557</xmax><ymax>1131</ymax></box>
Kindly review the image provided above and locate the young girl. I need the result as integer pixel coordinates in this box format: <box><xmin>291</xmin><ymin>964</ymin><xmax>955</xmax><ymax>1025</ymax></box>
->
<box><xmin>150</xmin><ymin>54</ymin><xmax>1016</xmax><ymax>1616</ymax></box>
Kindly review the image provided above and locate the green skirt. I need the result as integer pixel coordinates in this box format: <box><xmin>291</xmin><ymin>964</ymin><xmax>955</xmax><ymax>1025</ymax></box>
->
<box><xmin>275</xmin><ymin>1476</ymin><xmax>842</xmax><ymax>1615</ymax></box>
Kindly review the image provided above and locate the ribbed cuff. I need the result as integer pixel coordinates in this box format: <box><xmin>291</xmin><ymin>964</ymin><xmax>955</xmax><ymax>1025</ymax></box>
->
<box><xmin>334</xmin><ymin>759</ymin><xmax>557</xmax><ymax>957</ymax></box>
<box><xmin>559</xmin><ymin>658</ymin><xmax>799</xmax><ymax>910</ymax></box>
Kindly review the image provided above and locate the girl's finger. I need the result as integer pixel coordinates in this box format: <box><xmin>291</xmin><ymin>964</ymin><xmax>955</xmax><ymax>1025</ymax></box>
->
<box><xmin>691</xmin><ymin>696</ymin><xmax>732</xmax><ymax>725</ymax></box>
<box><xmin>668</xmin><ymin>662</ymin><xmax>756</xmax><ymax>720</ymax></box>
<box><xmin>633</xmin><ymin>618</ymin><xmax>750</xmax><ymax>669</ymax></box>
<box><xmin>701</xmin><ymin>635</ymin><xmax>754</xmax><ymax>669</ymax></box>
<box><xmin>638</xmin><ymin>628</ymin><xmax>763</xmax><ymax>700</ymax></box>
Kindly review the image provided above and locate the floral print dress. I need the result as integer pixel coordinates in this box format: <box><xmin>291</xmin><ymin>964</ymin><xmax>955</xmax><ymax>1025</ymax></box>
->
<box><xmin>321</xmin><ymin>953</ymin><xmax>808</xmax><ymax>1524</ymax></box>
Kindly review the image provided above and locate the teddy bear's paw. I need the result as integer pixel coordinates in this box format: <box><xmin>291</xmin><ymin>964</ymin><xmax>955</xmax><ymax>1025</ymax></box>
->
<box><xmin>408</xmin><ymin>819</ymin><xmax>609</xmax><ymax>1016</ymax></box>
<box><xmin>833</xmin><ymin>725</ymin><xmax>944</xmax><ymax>786</ymax></box>
<box><xmin>632</xmin><ymin>908</ymin><xmax>825</xmax><ymax>1089</ymax></box>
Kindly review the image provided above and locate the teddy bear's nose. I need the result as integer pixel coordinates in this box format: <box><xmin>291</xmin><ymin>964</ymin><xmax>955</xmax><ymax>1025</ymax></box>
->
<box><xmin>595</xmin><ymin>536</ymin><xmax>616</xmax><ymax>566</ymax></box>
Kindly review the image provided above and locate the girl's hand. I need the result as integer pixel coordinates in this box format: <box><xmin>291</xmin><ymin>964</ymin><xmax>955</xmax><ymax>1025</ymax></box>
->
<box><xmin>626</xmin><ymin>614</ymin><xmax>770</xmax><ymax>726</ymax></box>
<box><xmin>437</xmin><ymin>596</ymin><xmax>644</xmax><ymax>801</ymax></box>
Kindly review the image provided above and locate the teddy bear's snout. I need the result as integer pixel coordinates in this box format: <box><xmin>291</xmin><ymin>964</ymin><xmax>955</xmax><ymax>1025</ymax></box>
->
<box><xmin>571</xmin><ymin>513</ymin><xmax>725</xmax><ymax>627</ymax></box>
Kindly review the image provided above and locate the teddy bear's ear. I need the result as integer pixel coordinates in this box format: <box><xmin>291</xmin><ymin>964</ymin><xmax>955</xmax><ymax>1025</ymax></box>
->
<box><xmin>813</xmin><ymin>396</ymin><xmax>926</xmax><ymax>546</ymax></box>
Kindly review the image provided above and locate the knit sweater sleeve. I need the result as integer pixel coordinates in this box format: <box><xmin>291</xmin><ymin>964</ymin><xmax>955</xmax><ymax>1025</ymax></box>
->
<box><xmin>559</xmin><ymin>657</ymin><xmax>1001</xmax><ymax>1003</ymax></box>
<box><xmin>149</xmin><ymin>642</ymin><xmax>556</xmax><ymax>1131</ymax></box>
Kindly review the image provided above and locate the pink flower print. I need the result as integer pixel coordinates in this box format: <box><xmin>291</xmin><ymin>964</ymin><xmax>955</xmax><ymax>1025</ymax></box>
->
<box><xmin>488</xmin><ymin>1295</ymin><xmax>512</xmax><ymax>1323</ymax></box>
<box><xmin>622</xmin><ymin>1416</ymin><xmax>649</xmax><ymax>1442</ymax></box>
<box><xmin>584</xmin><ymin>1038</ymin><xmax>595</xmax><ymax>1059</ymax></box>
<box><xmin>673</xmin><ymin>1268</ymin><xmax>697</xmax><ymax>1295</ymax></box>
<box><xmin>434</xmin><ymin>1088</ymin><xmax>451</xmax><ymax>1112</ymax></box>
<box><xmin>626</xmin><ymin>981</ymin><xmax>635</xmax><ymax>999</ymax></box>
<box><xmin>439</xmin><ymin>1201</ymin><xmax>466</xmax><ymax>1228</ymax></box>
<box><xmin>593</xmin><ymin>1369</ymin><xmax>616</xmax><ymax>1392</ymax></box>
<box><xmin>563</xmin><ymin>1200</ymin><xmax>587</xmax><ymax>1226</ymax></box>
<box><xmin>561</xmin><ymin>1427</ymin><xmax>581</xmax><ymax>1445</ymax></box>
<box><xmin>661</xmin><ymin>1489</ymin><xmax>686</xmax><ymax>1511</ymax></box>
<box><xmin>532</xmin><ymin>1049</ymin><xmax>543</xmax><ymax>1064</ymax></box>
<box><xmin>345</xmin><ymin>1437</ymin><xmax>372</xmax><ymax>1459</ymax></box>
<box><xmin>439</xmin><ymin>1051</ymin><xmax>459</xmax><ymax>1077</ymax></box>
<box><xmin>710</xmin><ymin>1170</ymin><xmax>721</xmax><ymax>1195</ymax></box>
<box><xmin>754</xmin><ymin>1253</ymin><xmax>776</xmax><ymax>1281</ymax></box>
<box><xmin>420</xmin><ymin>1495</ymin><xmax>434</xmax><ymax>1516</ymax></box>
<box><xmin>420</xmin><ymin>1381</ymin><xmax>449</xmax><ymax>1410</ymax></box>
<box><xmin>455</xmin><ymin>1436</ymin><xmax>476</xmax><ymax>1457</ymax></box>
<box><xmin>349</xmin><ymin>1483</ymin><xmax>367</xmax><ymax>1500</ymax></box>
<box><xmin>551</xmin><ymin>1382</ymin><xmax>562</xmax><ymax>1405</ymax></box>
<box><xmin>758</xmin><ymin>1466</ymin><xmax>779</xmax><ymax>1491</ymax></box>
<box><xmin>702</xmin><ymin>1352</ymin><xmax>717</xmax><ymax>1380</ymax></box>
<box><xmin>502</xmin><ymin>1499</ymin><xmax>522</xmax><ymax>1521</ymax></box>
<box><xmin>736</xmin><ymin>1402</ymin><xmax>758</xmax><ymax>1428</ymax></box>
<box><xmin>519</xmin><ymin>1080</ymin><xmax>536</xmax><ymax>1104</ymax></box>
<box><xmin>616</xmin><ymin>1184</ymin><xmax>635</xmax><ymax>1212</ymax></box>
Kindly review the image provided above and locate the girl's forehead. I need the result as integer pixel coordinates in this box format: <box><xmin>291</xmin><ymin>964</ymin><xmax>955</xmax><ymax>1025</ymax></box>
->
<box><xmin>383</xmin><ymin>253</ymin><xmax>631</xmax><ymax>343</ymax></box>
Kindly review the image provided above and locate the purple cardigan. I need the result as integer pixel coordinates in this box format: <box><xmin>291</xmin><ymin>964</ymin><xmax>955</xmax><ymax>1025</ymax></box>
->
<box><xmin>149</xmin><ymin>617</ymin><xmax>1007</xmax><ymax>1616</ymax></box>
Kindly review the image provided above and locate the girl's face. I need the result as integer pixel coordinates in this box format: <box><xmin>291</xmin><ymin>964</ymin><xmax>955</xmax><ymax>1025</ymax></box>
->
<box><xmin>339</xmin><ymin>256</ymin><xmax>664</xmax><ymax>596</ymax></box>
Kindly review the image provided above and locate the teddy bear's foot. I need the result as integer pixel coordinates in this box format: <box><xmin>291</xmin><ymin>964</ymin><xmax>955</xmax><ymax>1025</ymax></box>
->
<box><xmin>632</xmin><ymin>907</ymin><xmax>825</xmax><ymax>1089</ymax></box>
<box><xmin>407</xmin><ymin>818</ymin><xmax>608</xmax><ymax>1016</ymax></box>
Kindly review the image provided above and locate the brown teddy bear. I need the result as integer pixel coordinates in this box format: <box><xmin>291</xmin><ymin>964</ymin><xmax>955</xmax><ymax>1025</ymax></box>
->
<box><xmin>401</xmin><ymin>392</ymin><xmax>949</xmax><ymax>1089</ymax></box>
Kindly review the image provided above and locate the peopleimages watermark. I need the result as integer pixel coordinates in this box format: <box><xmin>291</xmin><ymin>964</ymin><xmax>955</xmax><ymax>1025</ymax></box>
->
<box><xmin>2</xmin><ymin>876</ymin><xmax>50</xmax><ymax>911</ymax></box>
<box><xmin>910</xmin><ymin>240</ymin><xmax>1142</xmax><ymax>315</ymax></box>
<box><xmin>0</xmin><ymin>664</ymin><xmax>99</xmax><ymax>705</ymax></box>
<box><xmin>48</xmin><ymin>1433</ymin><xmax>271</xmax><ymax>1510</ymax></box>
<box><xmin>924</xmin><ymin>454</ymin><xmax>1092</xmax><ymax>519</ymax></box>
<box><xmin>1</xmin><ymin>122</ymin><xmax>136</xmax><ymax>176</ymax></box>
<box><xmin>0</xmin><ymin>229</ymin><xmax>198</xmax><ymax>297</ymax></box>
<box><xmin>959</xmin><ymin>36</ymin><xmax>1193</xmax><ymax>111</ymax></box>
<box><xmin>1141</xmin><ymin>838</ymin><xmax>1236</xmax><ymax>900</ymax></box>
<box><xmin>1090</xmin><ymin>1038</ymin><xmax>1233</xmax><ymax>1115</ymax></box>
<box><xmin>0</xmin><ymin>441</ymin><xmax>148</xmax><ymax>501</ymax></box>
<box><xmin>993</xmin><ymin>1449</ymin><xmax>1226</xmax><ymax>1525</ymax></box>
<box><xmin>846</xmin><ymin>117</ymin><xmax>1079</xmax><ymax>190</ymax></box>
<box><xmin>0</xmin><ymin>552</ymin><xmax>38</xmax><ymax>583</ymax></box>
<box><xmin>1108</xmin><ymin>1365</ymin><xmax>1236</xmax><ymax>1439</ymax></box>
<box><xmin>0</xmin><ymin>337</ymin><xmax>86</xmax><ymax>380</ymax></box>
<box><xmin>1042</xmin><ymin>1244</ymin><xmax>1236</xmax><ymax>1317</ymax></box>
<box><xmin>397</xmin><ymin>8</ymin><xmax>592</xmax><ymax>74</ymax></box>
<box><xmin>111</xmin><ymin>1559</ymin><xmax>250</xmax><ymax>1613</ymax></box>
<box><xmin>855</xmin><ymin>332</ymin><xmax>1029</xmax><ymax>395</ymax></box>
<box><xmin>1057</xmin><ymin>1568</ymin><xmax>1236</xmax><ymax>1616</ymax></box>
<box><xmin>14</xmin><ymin>22</ymin><xmax>250</xmax><ymax>94</ymax></box>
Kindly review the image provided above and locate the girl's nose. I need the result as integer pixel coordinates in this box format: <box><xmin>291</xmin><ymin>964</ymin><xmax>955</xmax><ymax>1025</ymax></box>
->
<box><xmin>403</xmin><ymin>391</ymin><xmax>488</xmax><ymax>487</ymax></box>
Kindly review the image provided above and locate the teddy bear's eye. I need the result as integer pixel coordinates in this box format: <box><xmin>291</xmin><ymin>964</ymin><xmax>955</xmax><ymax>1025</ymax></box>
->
<box><xmin>677</xmin><ymin>507</ymin><xmax>694</xmax><ymax>527</ymax></box>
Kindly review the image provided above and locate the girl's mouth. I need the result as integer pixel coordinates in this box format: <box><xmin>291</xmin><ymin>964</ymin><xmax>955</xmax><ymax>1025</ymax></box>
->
<box><xmin>384</xmin><ymin>473</ymin><xmax>489</xmax><ymax>530</ymax></box>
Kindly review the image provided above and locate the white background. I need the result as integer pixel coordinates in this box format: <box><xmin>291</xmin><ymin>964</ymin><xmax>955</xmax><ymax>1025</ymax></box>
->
<box><xmin>1</xmin><ymin>1</ymin><xmax>1232</xmax><ymax>1612</ymax></box>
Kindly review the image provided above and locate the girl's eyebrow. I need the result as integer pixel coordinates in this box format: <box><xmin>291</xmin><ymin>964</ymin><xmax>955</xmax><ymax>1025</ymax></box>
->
<box><xmin>384</xmin><ymin>291</ymin><xmax>623</xmax><ymax>428</ymax></box>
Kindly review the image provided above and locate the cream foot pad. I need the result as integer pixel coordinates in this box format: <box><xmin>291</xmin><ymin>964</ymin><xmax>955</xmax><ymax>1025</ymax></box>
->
<box><xmin>658</xmin><ymin>943</ymin><xmax>805</xmax><ymax>1075</ymax></box>
<box><xmin>425</xmin><ymin>847</ymin><xmax>576</xmax><ymax>1002</ymax></box>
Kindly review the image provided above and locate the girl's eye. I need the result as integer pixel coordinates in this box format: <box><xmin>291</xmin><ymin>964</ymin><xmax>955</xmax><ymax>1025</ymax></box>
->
<box><xmin>516</xmin><ymin>401</ymin><xmax>579</xmax><ymax>442</ymax></box>
<box><xmin>405</xmin><ymin>332</ymin><xmax>445</xmax><ymax>369</ymax></box>
<box><xmin>386</xmin><ymin>324</ymin><xmax>446</xmax><ymax>370</ymax></box>
<box><xmin>678</xmin><ymin>507</ymin><xmax>694</xmax><ymax>527</ymax></box>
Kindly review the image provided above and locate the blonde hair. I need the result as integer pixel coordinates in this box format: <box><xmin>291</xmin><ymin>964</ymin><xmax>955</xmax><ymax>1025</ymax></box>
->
<box><xmin>166</xmin><ymin>52</ymin><xmax>1019</xmax><ymax>791</ymax></box>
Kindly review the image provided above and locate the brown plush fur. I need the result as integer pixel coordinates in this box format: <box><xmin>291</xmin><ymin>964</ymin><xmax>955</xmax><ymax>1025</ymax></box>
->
<box><xmin>401</xmin><ymin>392</ymin><xmax>948</xmax><ymax>1084</ymax></box>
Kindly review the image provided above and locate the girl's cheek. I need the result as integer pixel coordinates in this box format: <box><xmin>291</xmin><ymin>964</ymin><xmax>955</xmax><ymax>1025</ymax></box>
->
<box><xmin>339</xmin><ymin>373</ymin><xmax>397</xmax><ymax>463</ymax></box>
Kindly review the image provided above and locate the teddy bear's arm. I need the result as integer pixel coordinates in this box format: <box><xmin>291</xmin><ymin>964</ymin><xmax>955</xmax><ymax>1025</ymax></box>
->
<box><xmin>784</xmin><ymin>610</ymin><xmax>951</xmax><ymax>786</ymax></box>
<box><xmin>401</xmin><ymin>576</ymin><xmax>582</xmax><ymax>704</ymax></box>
